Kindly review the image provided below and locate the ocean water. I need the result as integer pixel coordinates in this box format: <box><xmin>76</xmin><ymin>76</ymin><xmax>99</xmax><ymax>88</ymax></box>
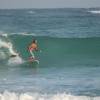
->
<box><xmin>0</xmin><ymin>8</ymin><xmax>100</xmax><ymax>100</ymax></box>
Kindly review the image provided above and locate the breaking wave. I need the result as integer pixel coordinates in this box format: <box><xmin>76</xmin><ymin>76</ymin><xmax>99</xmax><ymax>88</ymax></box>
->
<box><xmin>0</xmin><ymin>34</ymin><xmax>24</xmax><ymax>65</ymax></box>
<box><xmin>0</xmin><ymin>91</ymin><xmax>99</xmax><ymax>100</ymax></box>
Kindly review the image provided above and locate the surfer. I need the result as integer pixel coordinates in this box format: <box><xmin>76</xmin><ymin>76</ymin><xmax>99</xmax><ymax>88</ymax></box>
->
<box><xmin>28</xmin><ymin>39</ymin><xmax>38</xmax><ymax>52</ymax></box>
<box><xmin>28</xmin><ymin>39</ymin><xmax>39</xmax><ymax>61</ymax></box>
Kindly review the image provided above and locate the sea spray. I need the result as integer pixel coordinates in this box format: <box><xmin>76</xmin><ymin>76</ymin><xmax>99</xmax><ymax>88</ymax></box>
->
<box><xmin>0</xmin><ymin>39</ymin><xmax>9</xmax><ymax>59</ymax></box>
<box><xmin>0</xmin><ymin>36</ymin><xmax>18</xmax><ymax>56</ymax></box>
<box><xmin>0</xmin><ymin>51</ymin><xmax>6</xmax><ymax>59</ymax></box>
<box><xmin>8</xmin><ymin>56</ymin><xmax>24</xmax><ymax>66</ymax></box>
<box><xmin>0</xmin><ymin>37</ymin><xmax>24</xmax><ymax>65</ymax></box>
<box><xmin>0</xmin><ymin>39</ymin><xmax>10</xmax><ymax>48</ymax></box>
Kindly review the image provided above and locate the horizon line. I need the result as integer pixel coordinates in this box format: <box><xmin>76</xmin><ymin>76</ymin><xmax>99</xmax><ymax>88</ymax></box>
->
<box><xmin>0</xmin><ymin>7</ymin><xmax>100</xmax><ymax>10</ymax></box>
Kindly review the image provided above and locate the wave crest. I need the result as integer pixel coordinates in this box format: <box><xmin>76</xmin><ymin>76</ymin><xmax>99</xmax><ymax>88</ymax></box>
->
<box><xmin>0</xmin><ymin>34</ymin><xmax>24</xmax><ymax>65</ymax></box>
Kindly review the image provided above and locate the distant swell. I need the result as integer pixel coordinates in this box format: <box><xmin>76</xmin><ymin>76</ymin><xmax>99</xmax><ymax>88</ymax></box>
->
<box><xmin>1</xmin><ymin>32</ymin><xmax>100</xmax><ymax>38</ymax></box>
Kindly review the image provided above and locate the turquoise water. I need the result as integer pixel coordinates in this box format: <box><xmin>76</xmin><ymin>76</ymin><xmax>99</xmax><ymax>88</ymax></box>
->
<box><xmin>0</xmin><ymin>8</ymin><xmax>100</xmax><ymax>99</ymax></box>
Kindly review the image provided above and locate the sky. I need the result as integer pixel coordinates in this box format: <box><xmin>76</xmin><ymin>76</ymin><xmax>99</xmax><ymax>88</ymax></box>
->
<box><xmin>0</xmin><ymin>0</ymin><xmax>100</xmax><ymax>9</ymax></box>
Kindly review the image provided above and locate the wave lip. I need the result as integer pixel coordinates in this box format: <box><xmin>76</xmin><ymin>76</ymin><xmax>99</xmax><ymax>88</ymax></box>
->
<box><xmin>0</xmin><ymin>91</ymin><xmax>100</xmax><ymax>100</ymax></box>
<box><xmin>0</xmin><ymin>34</ymin><xmax>23</xmax><ymax>63</ymax></box>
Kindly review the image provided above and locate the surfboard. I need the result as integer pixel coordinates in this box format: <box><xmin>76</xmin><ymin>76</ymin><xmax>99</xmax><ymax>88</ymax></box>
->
<box><xmin>28</xmin><ymin>57</ymin><xmax>39</xmax><ymax>63</ymax></box>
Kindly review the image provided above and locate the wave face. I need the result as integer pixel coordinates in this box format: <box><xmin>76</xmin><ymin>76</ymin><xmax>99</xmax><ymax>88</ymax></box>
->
<box><xmin>0</xmin><ymin>8</ymin><xmax>100</xmax><ymax>97</ymax></box>
<box><xmin>10</xmin><ymin>35</ymin><xmax>100</xmax><ymax>66</ymax></box>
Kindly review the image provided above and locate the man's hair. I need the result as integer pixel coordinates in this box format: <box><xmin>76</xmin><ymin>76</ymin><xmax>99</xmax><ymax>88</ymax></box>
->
<box><xmin>32</xmin><ymin>39</ymin><xmax>36</xmax><ymax>43</ymax></box>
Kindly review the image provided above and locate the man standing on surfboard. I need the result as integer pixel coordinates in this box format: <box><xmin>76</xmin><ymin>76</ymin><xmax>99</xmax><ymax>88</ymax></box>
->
<box><xmin>28</xmin><ymin>39</ymin><xmax>39</xmax><ymax>61</ymax></box>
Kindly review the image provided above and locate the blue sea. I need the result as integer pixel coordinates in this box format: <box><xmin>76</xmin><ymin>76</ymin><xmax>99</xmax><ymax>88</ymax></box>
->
<box><xmin>0</xmin><ymin>8</ymin><xmax>100</xmax><ymax>100</ymax></box>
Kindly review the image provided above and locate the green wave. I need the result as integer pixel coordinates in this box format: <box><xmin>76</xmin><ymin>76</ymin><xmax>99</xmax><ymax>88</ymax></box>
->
<box><xmin>8</xmin><ymin>35</ymin><xmax>100</xmax><ymax>66</ymax></box>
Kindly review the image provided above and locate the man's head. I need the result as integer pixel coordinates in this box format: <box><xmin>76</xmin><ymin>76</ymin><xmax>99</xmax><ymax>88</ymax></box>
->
<box><xmin>32</xmin><ymin>39</ymin><xmax>37</xmax><ymax>43</ymax></box>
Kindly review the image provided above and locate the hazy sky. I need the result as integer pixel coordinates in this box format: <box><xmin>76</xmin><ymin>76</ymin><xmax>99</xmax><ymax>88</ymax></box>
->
<box><xmin>0</xmin><ymin>0</ymin><xmax>100</xmax><ymax>9</ymax></box>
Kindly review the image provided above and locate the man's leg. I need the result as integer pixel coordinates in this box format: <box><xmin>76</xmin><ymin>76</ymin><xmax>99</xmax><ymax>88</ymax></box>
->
<box><xmin>30</xmin><ymin>50</ymin><xmax>35</xmax><ymax>58</ymax></box>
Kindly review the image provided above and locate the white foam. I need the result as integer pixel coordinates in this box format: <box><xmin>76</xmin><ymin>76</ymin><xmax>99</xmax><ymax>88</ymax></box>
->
<box><xmin>0</xmin><ymin>40</ymin><xmax>8</xmax><ymax>59</ymax></box>
<box><xmin>0</xmin><ymin>39</ymin><xmax>18</xmax><ymax>56</ymax></box>
<box><xmin>8</xmin><ymin>56</ymin><xmax>24</xmax><ymax>66</ymax></box>
<box><xmin>20</xmin><ymin>32</ymin><xmax>36</xmax><ymax>36</ymax></box>
<box><xmin>0</xmin><ymin>51</ymin><xmax>6</xmax><ymax>59</ymax></box>
<box><xmin>0</xmin><ymin>38</ymin><xmax>23</xmax><ymax>63</ymax></box>
<box><xmin>28</xmin><ymin>11</ymin><xmax>35</xmax><ymax>14</ymax></box>
<box><xmin>0</xmin><ymin>40</ymin><xmax>24</xmax><ymax>65</ymax></box>
<box><xmin>8</xmin><ymin>42</ymin><xmax>19</xmax><ymax>56</ymax></box>
<box><xmin>8</xmin><ymin>32</ymin><xmax>36</xmax><ymax>36</ymax></box>
<box><xmin>0</xmin><ymin>39</ymin><xmax>10</xmax><ymax>48</ymax></box>
<box><xmin>0</xmin><ymin>91</ymin><xmax>99</xmax><ymax>100</ymax></box>
<box><xmin>1</xmin><ymin>33</ymin><xmax>8</xmax><ymax>37</ymax></box>
<box><xmin>89</xmin><ymin>10</ymin><xmax>100</xmax><ymax>14</ymax></box>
